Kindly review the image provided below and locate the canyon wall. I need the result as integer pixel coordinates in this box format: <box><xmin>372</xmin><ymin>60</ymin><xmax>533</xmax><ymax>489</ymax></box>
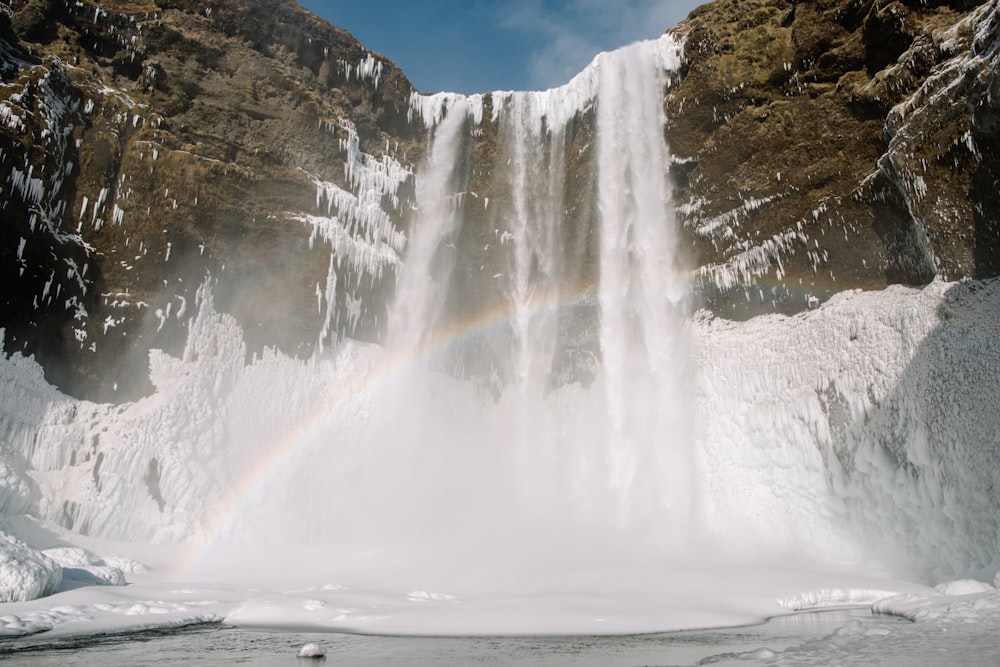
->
<box><xmin>1</xmin><ymin>0</ymin><xmax>997</xmax><ymax>398</ymax></box>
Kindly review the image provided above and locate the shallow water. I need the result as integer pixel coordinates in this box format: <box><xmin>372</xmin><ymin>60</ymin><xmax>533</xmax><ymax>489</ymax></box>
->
<box><xmin>0</xmin><ymin>609</ymin><xmax>903</xmax><ymax>666</ymax></box>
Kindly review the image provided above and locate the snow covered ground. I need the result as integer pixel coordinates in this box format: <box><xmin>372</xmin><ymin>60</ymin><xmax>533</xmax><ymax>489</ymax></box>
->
<box><xmin>2</xmin><ymin>520</ymin><xmax>1000</xmax><ymax>666</ymax></box>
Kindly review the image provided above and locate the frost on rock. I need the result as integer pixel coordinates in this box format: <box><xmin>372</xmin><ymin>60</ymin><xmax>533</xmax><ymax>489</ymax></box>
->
<box><xmin>0</xmin><ymin>283</ymin><xmax>385</xmax><ymax>544</ymax></box>
<box><xmin>60</xmin><ymin>564</ymin><xmax>126</xmax><ymax>587</ymax></box>
<box><xmin>695</xmin><ymin>229</ymin><xmax>809</xmax><ymax>292</ymax></box>
<box><xmin>874</xmin><ymin>0</ymin><xmax>1000</xmax><ymax>277</ymax></box>
<box><xmin>933</xmin><ymin>579</ymin><xmax>996</xmax><ymax>596</ymax></box>
<box><xmin>100</xmin><ymin>555</ymin><xmax>147</xmax><ymax>574</ymax></box>
<box><xmin>0</xmin><ymin>532</ymin><xmax>61</xmax><ymax>603</ymax></box>
<box><xmin>408</xmin><ymin>91</ymin><xmax>486</xmax><ymax>128</ymax></box>
<box><xmin>1</xmin><ymin>56</ymin><xmax>93</xmax><ymax>329</ymax></box>
<box><xmin>688</xmin><ymin>194</ymin><xmax>781</xmax><ymax>240</ymax></box>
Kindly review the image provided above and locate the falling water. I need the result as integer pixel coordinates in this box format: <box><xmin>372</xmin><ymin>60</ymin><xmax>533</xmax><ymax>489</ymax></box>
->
<box><xmin>380</xmin><ymin>35</ymin><xmax>693</xmax><ymax>573</ymax></box>
<box><xmin>387</xmin><ymin>96</ymin><xmax>471</xmax><ymax>355</ymax></box>
<box><xmin>592</xmin><ymin>39</ymin><xmax>691</xmax><ymax>536</ymax></box>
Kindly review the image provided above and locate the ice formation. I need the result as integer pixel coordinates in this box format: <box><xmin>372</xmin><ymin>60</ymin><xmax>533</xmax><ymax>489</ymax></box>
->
<box><xmin>0</xmin><ymin>532</ymin><xmax>61</xmax><ymax>603</ymax></box>
<box><xmin>0</xmin><ymin>32</ymin><xmax>999</xmax><ymax>656</ymax></box>
<box><xmin>300</xmin><ymin>117</ymin><xmax>413</xmax><ymax>346</ymax></box>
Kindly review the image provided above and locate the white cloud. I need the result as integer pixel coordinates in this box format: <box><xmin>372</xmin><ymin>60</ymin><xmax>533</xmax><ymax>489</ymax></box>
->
<box><xmin>495</xmin><ymin>0</ymin><xmax>697</xmax><ymax>89</ymax></box>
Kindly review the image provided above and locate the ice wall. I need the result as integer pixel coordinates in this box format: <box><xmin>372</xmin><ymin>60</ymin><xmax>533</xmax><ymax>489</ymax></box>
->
<box><xmin>691</xmin><ymin>281</ymin><xmax>1000</xmax><ymax>578</ymax></box>
<box><xmin>2</xmin><ymin>279</ymin><xmax>998</xmax><ymax>582</ymax></box>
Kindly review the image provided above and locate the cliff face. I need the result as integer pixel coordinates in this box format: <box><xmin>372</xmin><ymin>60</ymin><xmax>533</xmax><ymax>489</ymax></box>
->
<box><xmin>667</xmin><ymin>0</ymin><xmax>999</xmax><ymax>317</ymax></box>
<box><xmin>1</xmin><ymin>0</ymin><xmax>421</xmax><ymax>400</ymax></box>
<box><xmin>1</xmin><ymin>0</ymin><xmax>998</xmax><ymax>400</ymax></box>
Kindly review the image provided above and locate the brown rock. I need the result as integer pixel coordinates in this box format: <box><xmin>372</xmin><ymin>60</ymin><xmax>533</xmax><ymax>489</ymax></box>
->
<box><xmin>1</xmin><ymin>0</ymin><xmax>997</xmax><ymax>399</ymax></box>
<box><xmin>1</xmin><ymin>0</ymin><xmax>423</xmax><ymax>400</ymax></box>
<box><xmin>666</xmin><ymin>0</ymin><xmax>996</xmax><ymax>318</ymax></box>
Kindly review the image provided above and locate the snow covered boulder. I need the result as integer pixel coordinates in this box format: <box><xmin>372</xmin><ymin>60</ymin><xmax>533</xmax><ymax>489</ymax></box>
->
<box><xmin>100</xmin><ymin>555</ymin><xmax>148</xmax><ymax>574</ymax></box>
<box><xmin>43</xmin><ymin>547</ymin><xmax>127</xmax><ymax>586</ymax></box>
<box><xmin>934</xmin><ymin>579</ymin><xmax>996</xmax><ymax>596</ymax></box>
<box><xmin>61</xmin><ymin>565</ymin><xmax>127</xmax><ymax>587</ymax></box>
<box><xmin>297</xmin><ymin>643</ymin><xmax>325</xmax><ymax>658</ymax></box>
<box><xmin>41</xmin><ymin>546</ymin><xmax>100</xmax><ymax>568</ymax></box>
<box><xmin>0</xmin><ymin>531</ymin><xmax>61</xmax><ymax>602</ymax></box>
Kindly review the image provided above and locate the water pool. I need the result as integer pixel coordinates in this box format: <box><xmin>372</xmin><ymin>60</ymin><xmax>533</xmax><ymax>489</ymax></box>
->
<box><xmin>0</xmin><ymin>608</ymin><xmax>902</xmax><ymax>666</ymax></box>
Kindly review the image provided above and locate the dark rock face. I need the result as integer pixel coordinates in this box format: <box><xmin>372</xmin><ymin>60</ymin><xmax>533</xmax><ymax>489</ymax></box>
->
<box><xmin>1</xmin><ymin>0</ymin><xmax>422</xmax><ymax>400</ymax></box>
<box><xmin>1</xmin><ymin>0</ymin><xmax>998</xmax><ymax>399</ymax></box>
<box><xmin>666</xmin><ymin>0</ymin><xmax>999</xmax><ymax>318</ymax></box>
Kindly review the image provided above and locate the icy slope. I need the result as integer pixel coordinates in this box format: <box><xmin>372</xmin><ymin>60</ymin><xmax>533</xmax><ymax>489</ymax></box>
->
<box><xmin>0</xmin><ymin>279</ymin><xmax>997</xmax><ymax>589</ymax></box>
<box><xmin>691</xmin><ymin>279</ymin><xmax>1000</xmax><ymax>579</ymax></box>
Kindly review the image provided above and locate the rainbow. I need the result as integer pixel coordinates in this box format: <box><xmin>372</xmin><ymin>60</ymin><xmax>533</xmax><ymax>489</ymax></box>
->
<box><xmin>172</xmin><ymin>269</ymin><xmax>821</xmax><ymax>578</ymax></box>
<box><xmin>173</xmin><ymin>284</ymin><xmax>599</xmax><ymax>579</ymax></box>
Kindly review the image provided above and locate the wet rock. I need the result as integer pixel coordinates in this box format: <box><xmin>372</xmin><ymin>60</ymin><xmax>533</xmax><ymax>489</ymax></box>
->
<box><xmin>1</xmin><ymin>0</ymin><xmax>423</xmax><ymax>400</ymax></box>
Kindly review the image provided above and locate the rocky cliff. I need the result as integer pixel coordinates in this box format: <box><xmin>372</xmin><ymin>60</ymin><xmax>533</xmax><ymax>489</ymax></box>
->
<box><xmin>667</xmin><ymin>0</ymin><xmax>999</xmax><ymax>318</ymax></box>
<box><xmin>1</xmin><ymin>0</ymin><xmax>998</xmax><ymax>400</ymax></box>
<box><xmin>1</xmin><ymin>0</ymin><xmax>421</xmax><ymax>400</ymax></box>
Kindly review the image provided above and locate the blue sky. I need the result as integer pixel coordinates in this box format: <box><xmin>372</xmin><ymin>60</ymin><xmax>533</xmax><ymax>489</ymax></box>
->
<box><xmin>297</xmin><ymin>1</ymin><xmax>704</xmax><ymax>94</ymax></box>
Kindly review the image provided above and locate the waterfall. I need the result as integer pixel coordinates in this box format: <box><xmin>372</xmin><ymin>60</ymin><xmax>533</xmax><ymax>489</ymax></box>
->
<box><xmin>387</xmin><ymin>96</ymin><xmax>471</xmax><ymax>355</ymax></box>
<box><xmin>3</xmin><ymin>34</ymin><xmax>998</xmax><ymax>608</ymax></box>
<box><xmin>592</xmin><ymin>39</ymin><xmax>691</xmax><ymax>536</ymax></box>
<box><xmin>383</xmin><ymin>35</ymin><xmax>693</xmax><ymax>569</ymax></box>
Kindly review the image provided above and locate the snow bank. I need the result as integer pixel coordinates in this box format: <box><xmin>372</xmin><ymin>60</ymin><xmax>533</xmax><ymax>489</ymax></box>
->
<box><xmin>874</xmin><ymin>586</ymin><xmax>1000</xmax><ymax>623</ymax></box>
<box><xmin>43</xmin><ymin>547</ymin><xmax>127</xmax><ymax>587</ymax></box>
<box><xmin>779</xmin><ymin>588</ymin><xmax>899</xmax><ymax>611</ymax></box>
<box><xmin>0</xmin><ymin>532</ymin><xmax>61</xmax><ymax>603</ymax></box>
<box><xmin>934</xmin><ymin>579</ymin><xmax>996</xmax><ymax>596</ymax></box>
<box><xmin>0</xmin><ymin>592</ymin><xmax>227</xmax><ymax>639</ymax></box>
<box><xmin>699</xmin><ymin>585</ymin><xmax>1000</xmax><ymax>665</ymax></box>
